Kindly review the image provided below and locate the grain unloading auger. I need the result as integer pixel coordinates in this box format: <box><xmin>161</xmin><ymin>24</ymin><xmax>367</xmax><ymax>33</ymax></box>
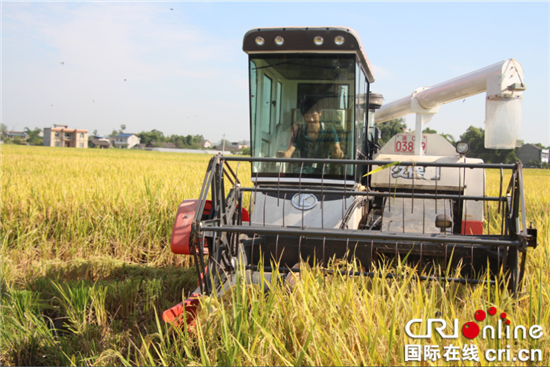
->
<box><xmin>163</xmin><ymin>27</ymin><xmax>537</xmax><ymax>325</ymax></box>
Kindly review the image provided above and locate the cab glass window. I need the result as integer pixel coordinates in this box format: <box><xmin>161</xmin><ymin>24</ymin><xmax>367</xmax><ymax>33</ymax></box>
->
<box><xmin>249</xmin><ymin>54</ymin><xmax>356</xmax><ymax>180</ymax></box>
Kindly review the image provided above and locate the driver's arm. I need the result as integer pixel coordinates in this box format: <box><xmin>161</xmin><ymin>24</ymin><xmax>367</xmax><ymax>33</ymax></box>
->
<box><xmin>331</xmin><ymin>142</ymin><xmax>344</xmax><ymax>159</ymax></box>
<box><xmin>277</xmin><ymin>125</ymin><xmax>299</xmax><ymax>158</ymax></box>
<box><xmin>277</xmin><ymin>144</ymin><xmax>296</xmax><ymax>158</ymax></box>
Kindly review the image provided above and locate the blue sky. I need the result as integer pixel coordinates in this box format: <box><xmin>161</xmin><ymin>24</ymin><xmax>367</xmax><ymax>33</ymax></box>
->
<box><xmin>3</xmin><ymin>2</ymin><xmax>549</xmax><ymax>146</ymax></box>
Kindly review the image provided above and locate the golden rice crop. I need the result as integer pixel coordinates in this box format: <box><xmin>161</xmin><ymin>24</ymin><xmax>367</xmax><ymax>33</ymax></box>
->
<box><xmin>1</xmin><ymin>144</ymin><xmax>548</xmax><ymax>366</ymax></box>
<box><xmin>1</xmin><ymin>145</ymin><xmax>250</xmax><ymax>271</ymax></box>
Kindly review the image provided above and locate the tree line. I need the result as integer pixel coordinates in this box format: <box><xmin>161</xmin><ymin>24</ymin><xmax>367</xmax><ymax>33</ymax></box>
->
<box><xmin>0</xmin><ymin>125</ymin><xmax>43</xmax><ymax>145</ymax></box>
<box><xmin>104</xmin><ymin>125</ymin><xmax>205</xmax><ymax>149</ymax></box>
<box><xmin>131</xmin><ymin>130</ymin><xmax>203</xmax><ymax>149</ymax></box>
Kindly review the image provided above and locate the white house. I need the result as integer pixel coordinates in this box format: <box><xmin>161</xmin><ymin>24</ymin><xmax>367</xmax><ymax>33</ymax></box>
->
<box><xmin>114</xmin><ymin>133</ymin><xmax>141</xmax><ymax>149</ymax></box>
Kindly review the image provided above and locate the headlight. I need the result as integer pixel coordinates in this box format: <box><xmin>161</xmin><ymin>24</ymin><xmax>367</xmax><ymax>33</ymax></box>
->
<box><xmin>456</xmin><ymin>142</ymin><xmax>470</xmax><ymax>155</ymax></box>
<box><xmin>274</xmin><ymin>36</ymin><xmax>284</xmax><ymax>46</ymax></box>
<box><xmin>255</xmin><ymin>36</ymin><xmax>265</xmax><ymax>46</ymax></box>
<box><xmin>313</xmin><ymin>36</ymin><xmax>324</xmax><ymax>46</ymax></box>
<box><xmin>334</xmin><ymin>36</ymin><xmax>345</xmax><ymax>45</ymax></box>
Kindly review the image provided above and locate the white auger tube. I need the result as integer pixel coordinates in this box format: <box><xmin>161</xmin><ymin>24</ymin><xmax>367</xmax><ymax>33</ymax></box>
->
<box><xmin>374</xmin><ymin>59</ymin><xmax>525</xmax><ymax>149</ymax></box>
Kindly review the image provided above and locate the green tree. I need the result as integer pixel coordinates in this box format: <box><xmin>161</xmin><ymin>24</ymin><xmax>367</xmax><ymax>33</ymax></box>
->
<box><xmin>1</xmin><ymin>124</ymin><xmax>8</xmax><ymax>142</ymax></box>
<box><xmin>24</xmin><ymin>127</ymin><xmax>43</xmax><ymax>146</ymax></box>
<box><xmin>137</xmin><ymin>129</ymin><xmax>166</xmax><ymax>145</ymax></box>
<box><xmin>185</xmin><ymin>135</ymin><xmax>193</xmax><ymax>147</ymax></box>
<box><xmin>164</xmin><ymin>133</ymin><xmax>204</xmax><ymax>149</ymax></box>
<box><xmin>378</xmin><ymin>118</ymin><xmax>406</xmax><ymax>146</ymax></box>
<box><xmin>422</xmin><ymin>127</ymin><xmax>437</xmax><ymax>134</ymax></box>
<box><xmin>171</xmin><ymin>136</ymin><xmax>185</xmax><ymax>149</ymax></box>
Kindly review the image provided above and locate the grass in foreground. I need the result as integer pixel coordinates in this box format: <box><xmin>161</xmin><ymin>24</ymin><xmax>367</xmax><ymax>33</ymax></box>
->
<box><xmin>2</xmin><ymin>257</ymin><xmax>548</xmax><ymax>366</ymax></box>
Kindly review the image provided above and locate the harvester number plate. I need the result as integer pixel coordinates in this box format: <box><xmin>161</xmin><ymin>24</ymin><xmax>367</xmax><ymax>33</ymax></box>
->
<box><xmin>394</xmin><ymin>134</ymin><xmax>427</xmax><ymax>153</ymax></box>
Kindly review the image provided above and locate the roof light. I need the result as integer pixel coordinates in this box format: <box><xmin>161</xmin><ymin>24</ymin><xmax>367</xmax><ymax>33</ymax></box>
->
<box><xmin>456</xmin><ymin>142</ymin><xmax>470</xmax><ymax>155</ymax></box>
<box><xmin>313</xmin><ymin>36</ymin><xmax>324</xmax><ymax>46</ymax></box>
<box><xmin>274</xmin><ymin>36</ymin><xmax>284</xmax><ymax>46</ymax></box>
<box><xmin>334</xmin><ymin>36</ymin><xmax>345</xmax><ymax>45</ymax></box>
<box><xmin>255</xmin><ymin>36</ymin><xmax>265</xmax><ymax>46</ymax></box>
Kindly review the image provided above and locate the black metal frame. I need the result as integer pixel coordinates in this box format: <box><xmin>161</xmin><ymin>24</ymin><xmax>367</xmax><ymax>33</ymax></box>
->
<box><xmin>188</xmin><ymin>155</ymin><xmax>536</xmax><ymax>296</ymax></box>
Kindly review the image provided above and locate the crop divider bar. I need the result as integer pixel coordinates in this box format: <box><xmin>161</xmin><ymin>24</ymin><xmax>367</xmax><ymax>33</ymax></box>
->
<box><xmin>208</xmin><ymin>225</ymin><xmax>523</xmax><ymax>247</ymax></box>
<box><xmin>222</xmin><ymin>167</ymin><xmax>235</xmax><ymax>186</ymax></box>
<box><xmin>244</xmin><ymin>265</ymin><xmax>496</xmax><ymax>285</ymax></box>
<box><xmin>222</xmin><ymin>159</ymin><xmax>239</xmax><ymax>185</ymax></box>
<box><xmin>240</xmin><ymin>187</ymin><xmax>505</xmax><ymax>202</ymax></box>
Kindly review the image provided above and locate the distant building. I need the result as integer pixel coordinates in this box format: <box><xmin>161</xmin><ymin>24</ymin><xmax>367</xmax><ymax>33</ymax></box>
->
<box><xmin>5</xmin><ymin>131</ymin><xmax>28</xmax><ymax>140</ymax></box>
<box><xmin>201</xmin><ymin>139</ymin><xmax>211</xmax><ymax>148</ymax></box>
<box><xmin>88</xmin><ymin>137</ymin><xmax>111</xmax><ymax>149</ymax></box>
<box><xmin>230</xmin><ymin>142</ymin><xmax>249</xmax><ymax>150</ymax></box>
<box><xmin>516</xmin><ymin>144</ymin><xmax>549</xmax><ymax>165</ymax></box>
<box><xmin>113</xmin><ymin>133</ymin><xmax>140</xmax><ymax>149</ymax></box>
<box><xmin>43</xmin><ymin>125</ymin><xmax>88</xmax><ymax>148</ymax></box>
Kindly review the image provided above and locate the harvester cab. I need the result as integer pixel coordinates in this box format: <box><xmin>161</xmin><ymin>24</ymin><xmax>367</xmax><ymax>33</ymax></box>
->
<box><xmin>163</xmin><ymin>27</ymin><xmax>537</xmax><ymax>325</ymax></box>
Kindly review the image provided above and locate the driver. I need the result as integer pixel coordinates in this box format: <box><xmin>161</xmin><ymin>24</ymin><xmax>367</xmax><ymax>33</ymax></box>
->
<box><xmin>277</xmin><ymin>101</ymin><xmax>344</xmax><ymax>166</ymax></box>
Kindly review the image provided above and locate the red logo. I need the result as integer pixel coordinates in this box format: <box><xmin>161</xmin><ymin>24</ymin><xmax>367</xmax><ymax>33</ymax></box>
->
<box><xmin>461</xmin><ymin>307</ymin><xmax>511</xmax><ymax>339</ymax></box>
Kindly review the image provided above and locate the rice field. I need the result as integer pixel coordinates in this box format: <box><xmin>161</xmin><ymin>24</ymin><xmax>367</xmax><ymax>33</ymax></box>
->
<box><xmin>1</xmin><ymin>144</ymin><xmax>548</xmax><ymax>366</ymax></box>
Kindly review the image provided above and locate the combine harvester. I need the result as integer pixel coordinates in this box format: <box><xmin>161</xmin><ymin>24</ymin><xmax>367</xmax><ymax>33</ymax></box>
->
<box><xmin>163</xmin><ymin>27</ymin><xmax>537</xmax><ymax>324</ymax></box>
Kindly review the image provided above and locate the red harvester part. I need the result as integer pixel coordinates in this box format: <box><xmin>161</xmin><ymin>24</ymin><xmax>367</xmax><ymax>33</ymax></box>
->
<box><xmin>162</xmin><ymin>294</ymin><xmax>201</xmax><ymax>326</ymax></box>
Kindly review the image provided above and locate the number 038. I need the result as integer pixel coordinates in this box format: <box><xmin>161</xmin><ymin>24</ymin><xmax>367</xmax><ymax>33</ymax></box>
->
<box><xmin>395</xmin><ymin>141</ymin><xmax>426</xmax><ymax>152</ymax></box>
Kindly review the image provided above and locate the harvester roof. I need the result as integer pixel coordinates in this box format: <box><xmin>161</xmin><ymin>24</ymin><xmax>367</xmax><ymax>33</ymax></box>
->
<box><xmin>242</xmin><ymin>27</ymin><xmax>375</xmax><ymax>83</ymax></box>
